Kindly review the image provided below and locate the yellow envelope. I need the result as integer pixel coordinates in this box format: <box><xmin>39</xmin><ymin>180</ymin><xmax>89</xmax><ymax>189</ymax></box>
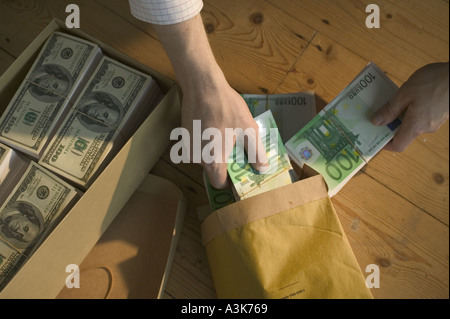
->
<box><xmin>201</xmin><ymin>174</ymin><xmax>372</xmax><ymax>299</ymax></box>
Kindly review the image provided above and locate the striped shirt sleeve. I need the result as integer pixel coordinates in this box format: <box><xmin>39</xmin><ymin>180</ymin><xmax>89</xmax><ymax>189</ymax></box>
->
<box><xmin>129</xmin><ymin>0</ymin><xmax>204</xmax><ymax>25</ymax></box>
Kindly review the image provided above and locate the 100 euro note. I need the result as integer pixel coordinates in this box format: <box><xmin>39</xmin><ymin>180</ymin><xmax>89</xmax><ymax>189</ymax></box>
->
<box><xmin>228</xmin><ymin>110</ymin><xmax>297</xmax><ymax>200</ymax></box>
<box><xmin>323</xmin><ymin>62</ymin><xmax>401</xmax><ymax>161</ymax></box>
<box><xmin>203</xmin><ymin>169</ymin><xmax>236</xmax><ymax>212</ymax></box>
<box><xmin>286</xmin><ymin>62</ymin><xmax>401</xmax><ymax>196</ymax></box>
<box><xmin>242</xmin><ymin>92</ymin><xmax>316</xmax><ymax>142</ymax></box>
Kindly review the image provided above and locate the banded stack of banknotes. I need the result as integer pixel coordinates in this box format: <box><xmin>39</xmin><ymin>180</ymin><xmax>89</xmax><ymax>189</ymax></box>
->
<box><xmin>0</xmin><ymin>32</ymin><xmax>163</xmax><ymax>289</ymax></box>
<box><xmin>204</xmin><ymin>62</ymin><xmax>401</xmax><ymax>212</ymax></box>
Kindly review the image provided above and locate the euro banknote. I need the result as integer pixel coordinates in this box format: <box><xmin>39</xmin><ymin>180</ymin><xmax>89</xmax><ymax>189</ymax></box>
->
<box><xmin>286</xmin><ymin>62</ymin><xmax>400</xmax><ymax>196</ymax></box>
<box><xmin>228</xmin><ymin>110</ymin><xmax>297</xmax><ymax>200</ymax></box>
<box><xmin>242</xmin><ymin>92</ymin><xmax>316</xmax><ymax>142</ymax></box>
<box><xmin>203</xmin><ymin>169</ymin><xmax>236</xmax><ymax>212</ymax></box>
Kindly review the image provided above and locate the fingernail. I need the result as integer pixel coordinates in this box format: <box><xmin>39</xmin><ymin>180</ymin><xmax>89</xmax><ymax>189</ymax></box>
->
<box><xmin>372</xmin><ymin>114</ymin><xmax>384</xmax><ymax>126</ymax></box>
<box><xmin>258</xmin><ymin>162</ymin><xmax>270</xmax><ymax>174</ymax></box>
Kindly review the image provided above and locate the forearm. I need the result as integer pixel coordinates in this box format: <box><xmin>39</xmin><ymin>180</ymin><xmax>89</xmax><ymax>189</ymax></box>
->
<box><xmin>153</xmin><ymin>14</ymin><xmax>226</xmax><ymax>94</ymax></box>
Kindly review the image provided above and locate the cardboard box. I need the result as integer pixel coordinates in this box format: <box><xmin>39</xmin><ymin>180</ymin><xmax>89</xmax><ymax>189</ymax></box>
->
<box><xmin>0</xmin><ymin>19</ymin><xmax>181</xmax><ymax>298</ymax></box>
<box><xmin>56</xmin><ymin>174</ymin><xmax>186</xmax><ymax>299</ymax></box>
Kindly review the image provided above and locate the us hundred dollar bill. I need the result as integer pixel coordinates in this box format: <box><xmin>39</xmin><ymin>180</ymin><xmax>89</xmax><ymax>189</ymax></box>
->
<box><xmin>0</xmin><ymin>143</ymin><xmax>29</xmax><ymax>206</ymax></box>
<box><xmin>0</xmin><ymin>162</ymin><xmax>78</xmax><ymax>255</ymax></box>
<box><xmin>39</xmin><ymin>57</ymin><xmax>161</xmax><ymax>188</ymax></box>
<box><xmin>25</xmin><ymin>31</ymin><xmax>102</xmax><ymax>100</ymax></box>
<box><xmin>242</xmin><ymin>92</ymin><xmax>316</xmax><ymax>142</ymax></box>
<box><xmin>286</xmin><ymin>62</ymin><xmax>400</xmax><ymax>197</ymax></box>
<box><xmin>38</xmin><ymin>108</ymin><xmax>124</xmax><ymax>189</ymax></box>
<box><xmin>72</xmin><ymin>56</ymin><xmax>161</xmax><ymax>138</ymax></box>
<box><xmin>228</xmin><ymin>110</ymin><xmax>297</xmax><ymax>200</ymax></box>
<box><xmin>0</xmin><ymin>241</ymin><xmax>26</xmax><ymax>291</ymax></box>
<box><xmin>0</xmin><ymin>81</ymin><xmax>71</xmax><ymax>158</ymax></box>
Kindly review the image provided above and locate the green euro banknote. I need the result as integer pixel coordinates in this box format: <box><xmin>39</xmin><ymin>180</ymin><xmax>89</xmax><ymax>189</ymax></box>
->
<box><xmin>286</xmin><ymin>110</ymin><xmax>366</xmax><ymax>197</ymax></box>
<box><xmin>286</xmin><ymin>62</ymin><xmax>401</xmax><ymax>196</ymax></box>
<box><xmin>203</xmin><ymin>170</ymin><xmax>235</xmax><ymax>212</ymax></box>
<box><xmin>323</xmin><ymin>62</ymin><xmax>400</xmax><ymax>161</ymax></box>
<box><xmin>242</xmin><ymin>92</ymin><xmax>316</xmax><ymax>143</ymax></box>
<box><xmin>228</xmin><ymin>110</ymin><xmax>297</xmax><ymax>200</ymax></box>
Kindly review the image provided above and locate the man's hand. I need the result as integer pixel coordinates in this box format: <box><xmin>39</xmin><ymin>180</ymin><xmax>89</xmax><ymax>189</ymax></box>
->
<box><xmin>154</xmin><ymin>14</ymin><xmax>267</xmax><ymax>189</ymax></box>
<box><xmin>371</xmin><ymin>62</ymin><xmax>449</xmax><ymax>152</ymax></box>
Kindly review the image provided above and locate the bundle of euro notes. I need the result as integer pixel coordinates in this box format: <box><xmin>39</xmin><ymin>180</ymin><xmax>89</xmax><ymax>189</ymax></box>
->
<box><xmin>285</xmin><ymin>62</ymin><xmax>401</xmax><ymax>196</ymax></box>
<box><xmin>204</xmin><ymin>62</ymin><xmax>401</xmax><ymax>211</ymax></box>
<box><xmin>227</xmin><ymin>110</ymin><xmax>298</xmax><ymax>200</ymax></box>
<box><xmin>242</xmin><ymin>92</ymin><xmax>316</xmax><ymax>142</ymax></box>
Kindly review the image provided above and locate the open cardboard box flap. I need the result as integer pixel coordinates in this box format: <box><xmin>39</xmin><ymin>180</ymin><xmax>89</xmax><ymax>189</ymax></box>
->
<box><xmin>0</xmin><ymin>19</ymin><xmax>181</xmax><ymax>298</ymax></box>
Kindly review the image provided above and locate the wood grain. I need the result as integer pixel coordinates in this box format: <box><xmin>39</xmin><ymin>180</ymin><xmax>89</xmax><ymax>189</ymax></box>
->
<box><xmin>0</xmin><ymin>0</ymin><xmax>175</xmax><ymax>77</ymax></box>
<box><xmin>267</xmin><ymin>0</ymin><xmax>449</xmax><ymax>82</ymax></box>
<box><xmin>0</xmin><ymin>49</ymin><xmax>14</xmax><ymax>75</ymax></box>
<box><xmin>0</xmin><ymin>0</ymin><xmax>448</xmax><ymax>299</ymax></box>
<box><xmin>334</xmin><ymin>173</ymin><xmax>449</xmax><ymax>298</ymax></box>
<box><xmin>277</xmin><ymin>32</ymin><xmax>449</xmax><ymax>224</ymax></box>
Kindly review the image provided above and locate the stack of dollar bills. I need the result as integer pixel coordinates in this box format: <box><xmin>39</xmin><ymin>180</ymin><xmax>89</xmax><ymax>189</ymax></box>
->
<box><xmin>0</xmin><ymin>31</ymin><xmax>165</xmax><ymax>291</ymax></box>
<box><xmin>0</xmin><ymin>162</ymin><xmax>79</xmax><ymax>290</ymax></box>
<box><xmin>0</xmin><ymin>143</ymin><xmax>29</xmax><ymax>206</ymax></box>
<box><xmin>227</xmin><ymin>110</ymin><xmax>298</xmax><ymax>200</ymax></box>
<box><xmin>0</xmin><ymin>32</ymin><xmax>102</xmax><ymax>159</ymax></box>
<box><xmin>39</xmin><ymin>56</ymin><xmax>163</xmax><ymax>189</ymax></box>
<box><xmin>285</xmin><ymin>62</ymin><xmax>401</xmax><ymax>197</ymax></box>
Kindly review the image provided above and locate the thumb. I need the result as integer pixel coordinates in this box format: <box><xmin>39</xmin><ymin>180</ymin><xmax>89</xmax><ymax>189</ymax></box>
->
<box><xmin>243</xmin><ymin>122</ymin><xmax>269</xmax><ymax>173</ymax></box>
<box><xmin>371</xmin><ymin>91</ymin><xmax>407</xmax><ymax>126</ymax></box>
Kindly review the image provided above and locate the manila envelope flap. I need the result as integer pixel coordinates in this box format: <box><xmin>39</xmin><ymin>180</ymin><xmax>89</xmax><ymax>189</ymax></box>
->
<box><xmin>56</xmin><ymin>174</ymin><xmax>186</xmax><ymax>299</ymax></box>
<box><xmin>201</xmin><ymin>174</ymin><xmax>372</xmax><ymax>299</ymax></box>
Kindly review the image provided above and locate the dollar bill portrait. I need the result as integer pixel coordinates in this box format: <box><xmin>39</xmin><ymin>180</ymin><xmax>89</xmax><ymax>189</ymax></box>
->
<box><xmin>0</xmin><ymin>202</ymin><xmax>44</xmax><ymax>250</ymax></box>
<box><xmin>29</xmin><ymin>64</ymin><xmax>73</xmax><ymax>102</ymax></box>
<box><xmin>77</xmin><ymin>91</ymin><xmax>124</xmax><ymax>133</ymax></box>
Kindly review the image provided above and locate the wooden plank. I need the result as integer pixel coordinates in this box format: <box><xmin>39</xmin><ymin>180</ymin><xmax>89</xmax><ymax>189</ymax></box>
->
<box><xmin>97</xmin><ymin>0</ymin><xmax>317</xmax><ymax>94</ymax></box>
<box><xmin>277</xmin><ymin>32</ymin><xmax>449</xmax><ymax>222</ymax></box>
<box><xmin>267</xmin><ymin>0</ymin><xmax>449</xmax><ymax>83</ymax></box>
<box><xmin>334</xmin><ymin>173</ymin><xmax>449</xmax><ymax>299</ymax></box>
<box><xmin>0</xmin><ymin>49</ymin><xmax>15</xmax><ymax>75</ymax></box>
<box><xmin>0</xmin><ymin>0</ymin><xmax>175</xmax><ymax>79</ymax></box>
<box><xmin>365</xmin><ymin>124</ymin><xmax>449</xmax><ymax>225</ymax></box>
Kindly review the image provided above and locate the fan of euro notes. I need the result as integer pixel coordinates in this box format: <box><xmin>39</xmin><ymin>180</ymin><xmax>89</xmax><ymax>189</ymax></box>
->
<box><xmin>204</xmin><ymin>62</ymin><xmax>401</xmax><ymax>213</ymax></box>
<box><xmin>0</xmin><ymin>32</ymin><xmax>163</xmax><ymax>290</ymax></box>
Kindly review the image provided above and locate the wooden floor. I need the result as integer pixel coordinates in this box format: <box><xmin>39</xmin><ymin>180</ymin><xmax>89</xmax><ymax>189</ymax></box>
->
<box><xmin>1</xmin><ymin>0</ymin><xmax>448</xmax><ymax>299</ymax></box>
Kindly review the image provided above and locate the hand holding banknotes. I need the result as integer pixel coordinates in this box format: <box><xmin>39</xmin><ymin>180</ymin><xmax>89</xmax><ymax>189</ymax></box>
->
<box><xmin>154</xmin><ymin>14</ymin><xmax>268</xmax><ymax>189</ymax></box>
<box><xmin>371</xmin><ymin>62</ymin><xmax>449</xmax><ymax>152</ymax></box>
